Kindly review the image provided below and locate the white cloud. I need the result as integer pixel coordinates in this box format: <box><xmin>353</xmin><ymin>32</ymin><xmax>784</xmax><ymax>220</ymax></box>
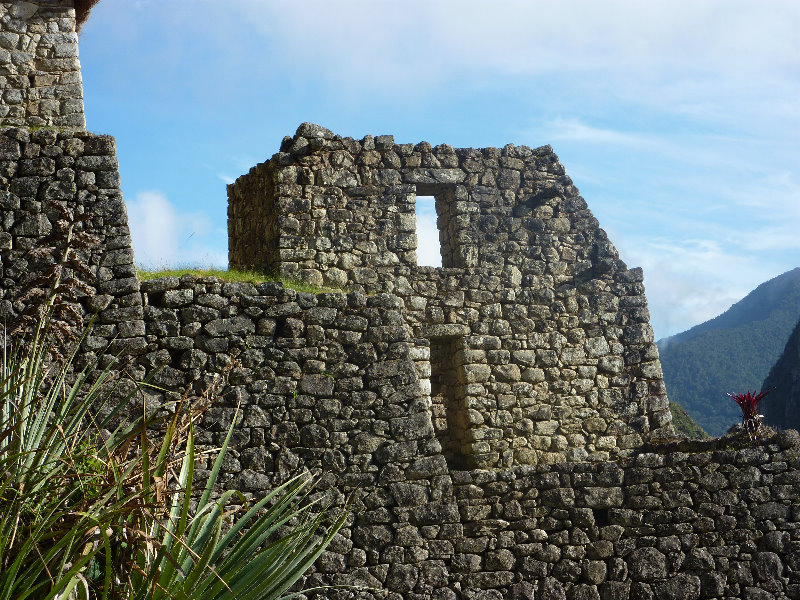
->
<box><xmin>126</xmin><ymin>191</ymin><xmax>177</xmax><ymax>268</ymax></box>
<box><xmin>614</xmin><ymin>234</ymin><xmax>778</xmax><ymax>339</ymax></box>
<box><xmin>539</xmin><ymin>117</ymin><xmax>800</xmax><ymax>180</ymax></box>
<box><xmin>126</xmin><ymin>191</ymin><xmax>227</xmax><ymax>269</ymax></box>
<box><xmin>536</xmin><ymin>117</ymin><xmax>800</xmax><ymax>309</ymax></box>
<box><xmin>231</xmin><ymin>0</ymin><xmax>798</xmax><ymax>72</ymax></box>
<box><xmin>728</xmin><ymin>172</ymin><xmax>800</xmax><ymax>217</ymax></box>
<box><xmin>224</xmin><ymin>0</ymin><xmax>800</xmax><ymax>117</ymax></box>
<box><xmin>542</xmin><ymin>118</ymin><xmax>660</xmax><ymax>148</ymax></box>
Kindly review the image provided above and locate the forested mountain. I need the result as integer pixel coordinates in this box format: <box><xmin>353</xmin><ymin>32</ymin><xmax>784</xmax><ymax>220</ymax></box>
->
<box><xmin>669</xmin><ymin>401</ymin><xmax>710</xmax><ymax>439</ymax></box>
<box><xmin>657</xmin><ymin>268</ymin><xmax>800</xmax><ymax>436</ymax></box>
<box><xmin>762</xmin><ymin>318</ymin><xmax>800</xmax><ymax>430</ymax></box>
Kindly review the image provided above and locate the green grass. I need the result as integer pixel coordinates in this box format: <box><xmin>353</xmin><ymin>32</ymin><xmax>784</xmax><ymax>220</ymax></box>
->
<box><xmin>136</xmin><ymin>267</ymin><xmax>345</xmax><ymax>294</ymax></box>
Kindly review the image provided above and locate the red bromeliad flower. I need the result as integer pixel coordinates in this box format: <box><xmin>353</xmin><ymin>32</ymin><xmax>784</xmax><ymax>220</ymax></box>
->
<box><xmin>727</xmin><ymin>389</ymin><xmax>771</xmax><ymax>438</ymax></box>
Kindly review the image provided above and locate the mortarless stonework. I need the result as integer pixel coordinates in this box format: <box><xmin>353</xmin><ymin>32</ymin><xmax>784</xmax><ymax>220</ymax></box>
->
<box><xmin>228</xmin><ymin>123</ymin><xmax>672</xmax><ymax>468</ymax></box>
<box><xmin>0</xmin><ymin>127</ymin><xmax>143</xmax><ymax>357</ymax></box>
<box><xmin>4</xmin><ymin>6</ymin><xmax>800</xmax><ymax>598</ymax></box>
<box><xmin>0</xmin><ymin>1</ymin><xmax>85</xmax><ymax>129</ymax></box>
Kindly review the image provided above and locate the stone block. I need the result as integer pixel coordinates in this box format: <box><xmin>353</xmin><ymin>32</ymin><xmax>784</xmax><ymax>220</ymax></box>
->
<box><xmin>390</xmin><ymin>412</ymin><xmax>435</xmax><ymax>441</ymax></box>
<box><xmin>627</xmin><ymin>547</ymin><xmax>667</xmax><ymax>582</ymax></box>
<box><xmin>653</xmin><ymin>574</ymin><xmax>700</xmax><ymax>600</ymax></box>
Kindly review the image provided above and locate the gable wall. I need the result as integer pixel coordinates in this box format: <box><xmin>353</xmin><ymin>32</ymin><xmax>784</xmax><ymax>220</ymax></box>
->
<box><xmin>228</xmin><ymin>123</ymin><xmax>672</xmax><ymax>468</ymax></box>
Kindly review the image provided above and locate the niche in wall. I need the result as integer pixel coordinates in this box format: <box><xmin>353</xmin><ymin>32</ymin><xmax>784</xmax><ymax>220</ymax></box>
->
<box><xmin>430</xmin><ymin>337</ymin><xmax>468</xmax><ymax>468</ymax></box>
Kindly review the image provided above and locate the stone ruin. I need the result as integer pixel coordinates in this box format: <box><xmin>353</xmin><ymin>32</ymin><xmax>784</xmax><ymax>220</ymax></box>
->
<box><xmin>227</xmin><ymin>122</ymin><xmax>672</xmax><ymax>468</ymax></box>
<box><xmin>2</xmin><ymin>3</ymin><xmax>800</xmax><ymax>598</ymax></box>
<box><xmin>0</xmin><ymin>1</ymin><xmax>85</xmax><ymax>129</ymax></box>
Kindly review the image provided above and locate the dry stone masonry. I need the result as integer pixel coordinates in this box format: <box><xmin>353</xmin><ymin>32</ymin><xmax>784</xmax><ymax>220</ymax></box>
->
<box><xmin>2</xmin><ymin>4</ymin><xmax>800</xmax><ymax>599</ymax></box>
<box><xmin>131</xmin><ymin>272</ymin><xmax>800</xmax><ymax>600</ymax></box>
<box><xmin>0</xmin><ymin>1</ymin><xmax>85</xmax><ymax>129</ymax></box>
<box><xmin>228</xmin><ymin>122</ymin><xmax>672</xmax><ymax>468</ymax></box>
<box><xmin>0</xmin><ymin>126</ymin><xmax>143</xmax><ymax>359</ymax></box>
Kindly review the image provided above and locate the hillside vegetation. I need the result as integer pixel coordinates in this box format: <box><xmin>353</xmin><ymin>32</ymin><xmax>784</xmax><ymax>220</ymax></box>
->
<box><xmin>669</xmin><ymin>402</ymin><xmax>711</xmax><ymax>439</ymax></box>
<box><xmin>658</xmin><ymin>268</ymin><xmax>800</xmax><ymax>436</ymax></box>
<box><xmin>762</xmin><ymin>318</ymin><xmax>800</xmax><ymax>430</ymax></box>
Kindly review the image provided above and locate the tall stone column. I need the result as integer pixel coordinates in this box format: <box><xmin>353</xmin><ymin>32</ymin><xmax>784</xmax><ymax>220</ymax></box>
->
<box><xmin>0</xmin><ymin>1</ymin><xmax>86</xmax><ymax>129</ymax></box>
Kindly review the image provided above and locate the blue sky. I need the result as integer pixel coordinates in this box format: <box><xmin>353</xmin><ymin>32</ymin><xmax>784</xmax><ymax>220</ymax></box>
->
<box><xmin>77</xmin><ymin>0</ymin><xmax>800</xmax><ymax>340</ymax></box>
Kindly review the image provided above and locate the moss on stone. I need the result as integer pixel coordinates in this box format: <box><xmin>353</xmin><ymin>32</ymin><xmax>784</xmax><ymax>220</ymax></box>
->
<box><xmin>136</xmin><ymin>267</ymin><xmax>345</xmax><ymax>294</ymax></box>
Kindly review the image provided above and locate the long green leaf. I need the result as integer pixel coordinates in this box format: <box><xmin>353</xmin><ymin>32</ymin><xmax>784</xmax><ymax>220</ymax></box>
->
<box><xmin>197</xmin><ymin>406</ymin><xmax>240</xmax><ymax>510</ymax></box>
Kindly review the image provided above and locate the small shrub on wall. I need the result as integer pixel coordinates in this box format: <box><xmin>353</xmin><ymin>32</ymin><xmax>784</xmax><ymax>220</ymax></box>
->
<box><xmin>75</xmin><ymin>0</ymin><xmax>102</xmax><ymax>32</ymax></box>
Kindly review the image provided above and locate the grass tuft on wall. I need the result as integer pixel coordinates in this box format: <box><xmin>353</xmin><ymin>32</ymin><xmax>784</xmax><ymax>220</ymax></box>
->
<box><xmin>137</xmin><ymin>267</ymin><xmax>345</xmax><ymax>294</ymax></box>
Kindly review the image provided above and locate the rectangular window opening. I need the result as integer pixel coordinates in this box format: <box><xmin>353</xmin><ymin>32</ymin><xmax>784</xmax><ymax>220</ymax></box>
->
<box><xmin>415</xmin><ymin>195</ymin><xmax>442</xmax><ymax>267</ymax></box>
<box><xmin>414</xmin><ymin>183</ymin><xmax>455</xmax><ymax>268</ymax></box>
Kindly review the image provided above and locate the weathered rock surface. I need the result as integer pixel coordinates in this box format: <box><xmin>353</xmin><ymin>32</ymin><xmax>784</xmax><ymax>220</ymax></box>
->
<box><xmin>0</xmin><ymin>1</ymin><xmax>85</xmax><ymax>128</ymax></box>
<box><xmin>228</xmin><ymin>123</ymin><xmax>673</xmax><ymax>468</ymax></box>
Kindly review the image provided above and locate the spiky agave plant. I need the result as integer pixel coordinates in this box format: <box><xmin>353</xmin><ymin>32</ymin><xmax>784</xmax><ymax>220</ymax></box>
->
<box><xmin>0</xmin><ymin>318</ymin><xmax>141</xmax><ymax>600</ymax></box>
<box><xmin>119</xmin><ymin>403</ymin><xmax>349</xmax><ymax>600</ymax></box>
<box><xmin>0</xmin><ymin>327</ymin><xmax>350</xmax><ymax>600</ymax></box>
<box><xmin>0</xmin><ymin>306</ymin><xmax>349</xmax><ymax>600</ymax></box>
<box><xmin>727</xmin><ymin>389</ymin><xmax>771</xmax><ymax>440</ymax></box>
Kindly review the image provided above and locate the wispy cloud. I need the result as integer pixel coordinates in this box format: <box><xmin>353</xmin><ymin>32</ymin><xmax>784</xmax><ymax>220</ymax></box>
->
<box><xmin>224</xmin><ymin>0</ymin><xmax>800</xmax><ymax>119</ymax></box>
<box><xmin>543</xmin><ymin>119</ymin><xmax>649</xmax><ymax>147</ymax></box>
<box><xmin>127</xmin><ymin>191</ymin><xmax>227</xmax><ymax>269</ymax></box>
<box><xmin>538</xmin><ymin>117</ymin><xmax>800</xmax><ymax>179</ymax></box>
<box><xmin>614</xmin><ymin>234</ymin><xmax>782</xmax><ymax>339</ymax></box>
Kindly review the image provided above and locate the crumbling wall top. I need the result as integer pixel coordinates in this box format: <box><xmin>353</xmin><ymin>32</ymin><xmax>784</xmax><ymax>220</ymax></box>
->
<box><xmin>74</xmin><ymin>0</ymin><xmax>99</xmax><ymax>31</ymax></box>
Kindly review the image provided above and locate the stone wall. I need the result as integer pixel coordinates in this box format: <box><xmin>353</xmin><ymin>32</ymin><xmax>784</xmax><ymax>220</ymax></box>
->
<box><xmin>0</xmin><ymin>127</ymin><xmax>142</xmax><ymax>356</ymax></box>
<box><xmin>228</xmin><ymin>123</ymin><xmax>622</xmax><ymax>291</ymax></box>
<box><xmin>406</xmin><ymin>267</ymin><xmax>665</xmax><ymax>468</ymax></box>
<box><xmin>2</xmin><ymin>120</ymin><xmax>799</xmax><ymax>600</ymax></box>
<box><xmin>227</xmin><ymin>159</ymin><xmax>279</xmax><ymax>276</ymax></box>
<box><xmin>0</xmin><ymin>1</ymin><xmax>85</xmax><ymax>129</ymax></box>
<box><xmin>3</xmin><ymin>3</ymin><xmax>800</xmax><ymax>596</ymax></box>
<box><xmin>129</xmin><ymin>273</ymin><xmax>800</xmax><ymax>600</ymax></box>
<box><xmin>354</xmin><ymin>432</ymin><xmax>800</xmax><ymax>600</ymax></box>
<box><xmin>134</xmin><ymin>269</ymin><xmax>666</xmax><ymax>470</ymax></box>
<box><xmin>138</xmin><ymin>276</ymin><xmax>438</xmax><ymax>493</ymax></box>
<box><xmin>0</xmin><ymin>122</ymin><xmax>672</xmax><ymax>473</ymax></box>
<box><xmin>228</xmin><ymin>123</ymin><xmax>671</xmax><ymax>468</ymax></box>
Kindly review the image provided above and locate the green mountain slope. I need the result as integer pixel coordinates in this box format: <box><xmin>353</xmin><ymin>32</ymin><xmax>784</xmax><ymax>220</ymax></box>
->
<box><xmin>657</xmin><ymin>268</ymin><xmax>800</xmax><ymax>436</ymax></box>
<box><xmin>669</xmin><ymin>402</ymin><xmax>710</xmax><ymax>439</ymax></box>
<box><xmin>762</xmin><ymin>318</ymin><xmax>800</xmax><ymax>430</ymax></box>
